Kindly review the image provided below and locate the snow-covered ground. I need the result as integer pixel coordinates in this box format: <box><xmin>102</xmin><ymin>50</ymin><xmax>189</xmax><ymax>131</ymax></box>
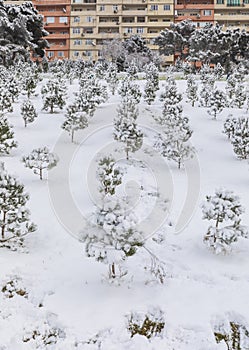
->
<box><xmin>1</xmin><ymin>75</ymin><xmax>249</xmax><ymax>349</ymax></box>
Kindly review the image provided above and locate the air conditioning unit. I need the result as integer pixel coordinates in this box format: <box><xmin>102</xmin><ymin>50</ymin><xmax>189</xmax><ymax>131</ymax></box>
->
<box><xmin>113</xmin><ymin>9</ymin><xmax>118</xmax><ymax>13</ymax></box>
<box><xmin>197</xmin><ymin>14</ymin><xmax>200</xmax><ymax>18</ymax></box>
<box><xmin>124</xmin><ymin>32</ymin><xmax>128</xmax><ymax>36</ymax></box>
<box><xmin>81</xmin><ymin>33</ymin><xmax>85</xmax><ymax>36</ymax></box>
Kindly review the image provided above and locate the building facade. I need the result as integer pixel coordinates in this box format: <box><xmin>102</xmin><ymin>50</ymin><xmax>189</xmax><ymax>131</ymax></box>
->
<box><xmin>4</xmin><ymin>0</ymin><xmax>249</xmax><ymax>62</ymax></box>
<box><xmin>32</xmin><ymin>0</ymin><xmax>71</xmax><ymax>60</ymax></box>
<box><xmin>70</xmin><ymin>0</ymin><xmax>174</xmax><ymax>63</ymax></box>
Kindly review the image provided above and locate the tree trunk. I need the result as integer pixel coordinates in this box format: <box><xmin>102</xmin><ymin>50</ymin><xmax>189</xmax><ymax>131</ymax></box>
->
<box><xmin>71</xmin><ymin>130</ymin><xmax>74</xmax><ymax>143</ymax></box>
<box><xmin>216</xmin><ymin>214</ymin><xmax>220</xmax><ymax>228</ymax></box>
<box><xmin>39</xmin><ymin>167</ymin><xmax>43</xmax><ymax>180</ymax></box>
<box><xmin>178</xmin><ymin>159</ymin><xmax>181</xmax><ymax>169</ymax></box>
<box><xmin>50</xmin><ymin>104</ymin><xmax>54</xmax><ymax>114</ymax></box>
<box><xmin>1</xmin><ymin>211</ymin><xmax>6</xmax><ymax>240</ymax></box>
<box><xmin>126</xmin><ymin>148</ymin><xmax>129</xmax><ymax>160</ymax></box>
<box><xmin>111</xmin><ymin>263</ymin><xmax>116</xmax><ymax>278</ymax></box>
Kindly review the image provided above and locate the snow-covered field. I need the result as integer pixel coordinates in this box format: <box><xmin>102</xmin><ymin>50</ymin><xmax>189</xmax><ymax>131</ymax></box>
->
<box><xmin>1</xmin><ymin>73</ymin><xmax>249</xmax><ymax>349</ymax></box>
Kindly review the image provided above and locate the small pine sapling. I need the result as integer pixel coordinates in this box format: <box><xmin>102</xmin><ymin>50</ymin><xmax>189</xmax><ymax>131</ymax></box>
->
<box><xmin>0</xmin><ymin>115</ymin><xmax>18</xmax><ymax>155</ymax></box>
<box><xmin>186</xmin><ymin>75</ymin><xmax>198</xmax><ymax>107</ymax></box>
<box><xmin>22</xmin><ymin>147</ymin><xmax>58</xmax><ymax>180</ymax></box>
<box><xmin>201</xmin><ymin>189</ymin><xmax>248</xmax><ymax>254</ymax></box>
<box><xmin>41</xmin><ymin>79</ymin><xmax>67</xmax><ymax>113</ymax></box>
<box><xmin>230</xmin><ymin>117</ymin><xmax>249</xmax><ymax>159</ymax></box>
<box><xmin>113</xmin><ymin>98</ymin><xmax>143</xmax><ymax>160</ymax></box>
<box><xmin>0</xmin><ymin>163</ymin><xmax>36</xmax><ymax>244</ymax></box>
<box><xmin>223</xmin><ymin>116</ymin><xmax>237</xmax><ymax>140</ymax></box>
<box><xmin>21</xmin><ymin>99</ymin><xmax>38</xmax><ymax>128</ymax></box>
<box><xmin>97</xmin><ymin>156</ymin><xmax>123</xmax><ymax>196</ymax></box>
<box><xmin>62</xmin><ymin>104</ymin><xmax>88</xmax><ymax>143</ymax></box>
<box><xmin>207</xmin><ymin>88</ymin><xmax>227</xmax><ymax>120</ymax></box>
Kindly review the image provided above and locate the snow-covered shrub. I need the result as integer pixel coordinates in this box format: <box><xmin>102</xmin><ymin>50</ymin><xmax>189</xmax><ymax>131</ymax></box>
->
<box><xmin>201</xmin><ymin>189</ymin><xmax>248</xmax><ymax>254</ymax></box>
<box><xmin>1</xmin><ymin>277</ymin><xmax>28</xmax><ymax>299</ymax></box>
<box><xmin>22</xmin><ymin>320</ymin><xmax>66</xmax><ymax>348</ymax></box>
<box><xmin>0</xmin><ymin>115</ymin><xmax>17</xmax><ymax>154</ymax></box>
<box><xmin>143</xmin><ymin>62</ymin><xmax>159</xmax><ymax>105</ymax></box>
<box><xmin>0</xmin><ymin>162</ymin><xmax>36</xmax><ymax>245</ymax></box>
<box><xmin>22</xmin><ymin>147</ymin><xmax>58</xmax><ymax>180</ymax></box>
<box><xmin>127</xmin><ymin>307</ymin><xmax>165</xmax><ymax>339</ymax></box>
<box><xmin>21</xmin><ymin>99</ymin><xmax>38</xmax><ymax>128</ymax></box>
<box><xmin>62</xmin><ymin>104</ymin><xmax>88</xmax><ymax>143</ymax></box>
<box><xmin>213</xmin><ymin>313</ymin><xmax>249</xmax><ymax>350</ymax></box>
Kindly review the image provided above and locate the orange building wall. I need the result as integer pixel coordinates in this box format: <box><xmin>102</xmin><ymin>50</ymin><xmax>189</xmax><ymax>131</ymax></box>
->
<box><xmin>33</xmin><ymin>0</ymin><xmax>71</xmax><ymax>60</ymax></box>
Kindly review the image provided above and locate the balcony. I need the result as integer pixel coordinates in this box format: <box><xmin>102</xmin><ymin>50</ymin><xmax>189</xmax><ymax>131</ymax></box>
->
<box><xmin>175</xmin><ymin>3</ymin><xmax>214</xmax><ymax>9</ymax></box>
<box><xmin>214</xmin><ymin>13</ymin><xmax>249</xmax><ymax>20</ymax></box>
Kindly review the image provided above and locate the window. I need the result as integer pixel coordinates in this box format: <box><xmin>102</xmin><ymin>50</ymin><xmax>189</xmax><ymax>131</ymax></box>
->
<box><xmin>125</xmin><ymin>27</ymin><xmax>133</xmax><ymax>33</ymax></box>
<box><xmin>99</xmin><ymin>5</ymin><xmax>105</xmax><ymax>11</ymax></box>
<box><xmin>86</xmin><ymin>39</ymin><xmax>93</xmax><ymax>45</ymax></box>
<box><xmin>203</xmin><ymin>10</ymin><xmax>212</xmax><ymax>15</ymax></box>
<box><xmin>59</xmin><ymin>17</ymin><xmax>67</xmax><ymax>23</ymax></box>
<box><xmin>73</xmin><ymin>28</ymin><xmax>80</xmax><ymax>34</ymax></box>
<box><xmin>46</xmin><ymin>17</ymin><xmax>55</xmax><ymax>23</ymax></box>
<box><xmin>113</xmin><ymin>5</ymin><xmax>118</xmax><ymax>12</ymax></box>
<box><xmin>216</xmin><ymin>0</ymin><xmax>224</xmax><ymax>3</ymax></box>
<box><xmin>150</xmin><ymin>5</ymin><xmax>158</xmax><ymax>10</ymax></box>
<box><xmin>164</xmin><ymin>4</ymin><xmax>171</xmax><ymax>10</ymax></box>
<box><xmin>86</xmin><ymin>16</ymin><xmax>92</xmax><ymax>22</ymax></box>
<box><xmin>47</xmin><ymin>51</ymin><xmax>54</xmax><ymax>58</ymax></box>
<box><xmin>227</xmin><ymin>0</ymin><xmax>240</xmax><ymax>5</ymax></box>
<box><xmin>137</xmin><ymin>27</ymin><xmax>144</xmax><ymax>33</ymax></box>
<box><xmin>74</xmin><ymin>51</ymin><xmax>80</xmax><ymax>57</ymax></box>
<box><xmin>85</xmin><ymin>51</ymin><xmax>92</xmax><ymax>57</ymax></box>
<box><xmin>74</xmin><ymin>16</ymin><xmax>80</xmax><ymax>22</ymax></box>
<box><xmin>58</xmin><ymin>51</ymin><xmax>64</xmax><ymax>57</ymax></box>
<box><xmin>74</xmin><ymin>39</ymin><xmax>82</xmax><ymax>45</ymax></box>
<box><xmin>85</xmin><ymin>27</ymin><xmax>93</xmax><ymax>33</ymax></box>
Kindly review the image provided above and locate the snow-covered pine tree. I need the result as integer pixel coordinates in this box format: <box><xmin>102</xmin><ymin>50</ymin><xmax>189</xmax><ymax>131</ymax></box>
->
<box><xmin>143</xmin><ymin>62</ymin><xmax>159</xmax><ymax>105</ymax></box>
<box><xmin>144</xmin><ymin>62</ymin><xmax>159</xmax><ymax>91</ymax></box>
<box><xmin>230</xmin><ymin>117</ymin><xmax>249</xmax><ymax>159</ymax></box>
<box><xmin>0</xmin><ymin>85</ymin><xmax>13</xmax><ymax>113</ymax></box>
<box><xmin>199</xmin><ymin>74</ymin><xmax>215</xmax><ymax>108</ymax></box>
<box><xmin>22</xmin><ymin>73</ymin><xmax>38</xmax><ymax>98</ymax></box>
<box><xmin>154</xmin><ymin>116</ymin><xmax>194</xmax><ymax>169</ymax></box>
<box><xmin>223</xmin><ymin>115</ymin><xmax>237</xmax><ymax>139</ymax></box>
<box><xmin>0</xmin><ymin>115</ymin><xmax>17</xmax><ymax>155</ymax></box>
<box><xmin>76</xmin><ymin>73</ymin><xmax>108</xmax><ymax>117</ymax></box>
<box><xmin>41</xmin><ymin>79</ymin><xmax>67</xmax><ymax>113</ymax></box>
<box><xmin>127</xmin><ymin>59</ymin><xmax>139</xmax><ymax>79</ymax></box>
<box><xmin>207</xmin><ymin>88</ymin><xmax>227</xmax><ymax>119</ymax></box>
<box><xmin>225</xmin><ymin>74</ymin><xmax>237</xmax><ymax>101</ymax></box>
<box><xmin>113</xmin><ymin>98</ymin><xmax>143</xmax><ymax>160</ymax></box>
<box><xmin>62</xmin><ymin>104</ymin><xmax>88</xmax><ymax>143</ymax></box>
<box><xmin>0</xmin><ymin>163</ymin><xmax>36</xmax><ymax>244</ymax></box>
<box><xmin>232</xmin><ymin>82</ymin><xmax>246</xmax><ymax>109</ymax></box>
<box><xmin>97</xmin><ymin>156</ymin><xmax>122</xmax><ymax>196</ymax></box>
<box><xmin>213</xmin><ymin>63</ymin><xmax>224</xmax><ymax>80</ymax></box>
<box><xmin>144</xmin><ymin>79</ymin><xmax>157</xmax><ymax>105</ymax></box>
<box><xmin>201</xmin><ymin>189</ymin><xmax>248</xmax><ymax>254</ymax></box>
<box><xmin>160</xmin><ymin>76</ymin><xmax>182</xmax><ymax>105</ymax></box>
<box><xmin>21</xmin><ymin>99</ymin><xmax>38</xmax><ymax>128</ymax></box>
<box><xmin>118</xmin><ymin>75</ymin><xmax>142</xmax><ymax>104</ymax></box>
<box><xmin>186</xmin><ymin>74</ymin><xmax>198</xmax><ymax>107</ymax></box>
<box><xmin>7</xmin><ymin>75</ymin><xmax>20</xmax><ymax>102</ymax></box>
<box><xmin>81</xmin><ymin>197</ymin><xmax>143</xmax><ymax>279</ymax></box>
<box><xmin>106</xmin><ymin>63</ymin><xmax>119</xmax><ymax>95</ymax></box>
<box><xmin>22</xmin><ymin>147</ymin><xmax>58</xmax><ymax>180</ymax></box>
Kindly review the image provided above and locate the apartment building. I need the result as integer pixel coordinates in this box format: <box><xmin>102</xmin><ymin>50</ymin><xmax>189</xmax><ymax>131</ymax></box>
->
<box><xmin>70</xmin><ymin>0</ymin><xmax>174</xmax><ymax>63</ymax></box>
<box><xmin>32</xmin><ymin>0</ymin><xmax>71</xmax><ymax>60</ymax></box>
<box><xmin>214</xmin><ymin>0</ymin><xmax>249</xmax><ymax>30</ymax></box>
<box><xmin>174</xmin><ymin>0</ymin><xmax>214</xmax><ymax>27</ymax></box>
